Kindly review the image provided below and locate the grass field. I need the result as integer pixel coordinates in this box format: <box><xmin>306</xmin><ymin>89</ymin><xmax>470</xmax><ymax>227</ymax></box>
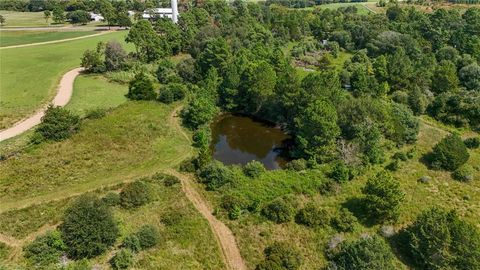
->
<box><xmin>0</xmin><ymin>30</ymin><xmax>131</xmax><ymax>129</ymax></box>
<box><xmin>315</xmin><ymin>2</ymin><xmax>374</xmax><ymax>14</ymax></box>
<box><xmin>0</xmin><ymin>30</ymin><xmax>97</xmax><ymax>47</ymax></box>
<box><xmin>0</xmin><ymin>11</ymin><xmax>55</xmax><ymax>27</ymax></box>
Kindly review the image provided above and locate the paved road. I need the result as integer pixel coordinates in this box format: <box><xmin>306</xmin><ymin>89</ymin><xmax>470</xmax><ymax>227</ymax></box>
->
<box><xmin>0</xmin><ymin>68</ymin><xmax>83</xmax><ymax>142</ymax></box>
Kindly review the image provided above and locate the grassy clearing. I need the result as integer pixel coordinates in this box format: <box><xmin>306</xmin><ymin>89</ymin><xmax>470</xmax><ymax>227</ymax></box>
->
<box><xmin>0</xmin><ymin>30</ymin><xmax>131</xmax><ymax>129</ymax></box>
<box><xmin>0</xmin><ymin>102</ymin><xmax>191</xmax><ymax>213</ymax></box>
<box><xmin>0</xmin><ymin>30</ymin><xmax>97</xmax><ymax>47</ymax></box>
<box><xmin>0</xmin><ymin>11</ymin><xmax>56</xmax><ymax>27</ymax></box>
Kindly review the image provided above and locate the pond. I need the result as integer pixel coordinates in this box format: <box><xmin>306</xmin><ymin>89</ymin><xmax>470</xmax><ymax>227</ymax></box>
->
<box><xmin>210</xmin><ymin>114</ymin><xmax>291</xmax><ymax>170</ymax></box>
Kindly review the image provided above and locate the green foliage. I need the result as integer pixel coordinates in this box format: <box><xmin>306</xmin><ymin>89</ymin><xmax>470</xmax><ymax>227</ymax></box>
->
<box><xmin>24</xmin><ymin>230</ymin><xmax>66</xmax><ymax>267</ymax></box>
<box><xmin>331</xmin><ymin>208</ymin><xmax>358</xmax><ymax>232</ymax></box>
<box><xmin>427</xmin><ymin>90</ymin><xmax>480</xmax><ymax>130</ymax></box>
<box><xmin>120</xmin><ymin>181</ymin><xmax>152</xmax><ymax>209</ymax></box>
<box><xmin>459</xmin><ymin>63</ymin><xmax>480</xmax><ymax>90</ymax></box>
<box><xmin>432</xmin><ymin>60</ymin><xmax>459</xmax><ymax>94</ymax></box>
<box><xmin>295</xmin><ymin>204</ymin><xmax>330</xmax><ymax>227</ymax></box>
<box><xmin>390</xmin><ymin>103</ymin><xmax>419</xmax><ymax>145</ymax></box>
<box><xmin>126</xmin><ymin>72</ymin><xmax>156</xmax><ymax>100</ymax></box>
<box><xmin>262</xmin><ymin>197</ymin><xmax>295</xmax><ymax>224</ymax></box>
<box><xmin>158</xmin><ymin>83</ymin><xmax>186</xmax><ymax>104</ymax></box>
<box><xmin>329</xmin><ymin>162</ymin><xmax>350</xmax><ymax>183</ymax></box>
<box><xmin>122</xmin><ymin>234</ymin><xmax>141</xmax><ymax>253</ymax></box>
<box><xmin>464</xmin><ymin>137</ymin><xmax>480</xmax><ymax>149</ymax></box>
<box><xmin>104</xmin><ymin>41</ymin><xmax>127</xmax><ymax>72</ymax></box>
<box><xmin>452</xmin><ymin>165</ymin><xmax>474</xmax><ymax>182</ymax></box>
<box><xmin>33</xmin><ymin>105</ymin><xmax>80</xmax><ymax>143</ymax></box>
<box><xmin>428</xmin><ymin>134</ymin><xmax>469</xmax><ymax>171</ymax></box>
<box><xmin>52</xmin><ymin>6</ymin><xmax>65</xmax><ymax>23</ymax></box>
<box><xmin>135</xmin><ymin>224</ymin><xmax>160</xmax><ymax>250</ymax></box>
<box><xmin>110</xmin><ymin>249</ymin><xmax>135</xmax><ymax>270</ymax></box>
<box><xmin>192</xmin><ymin>125</ymin><xmax>211</xmax><ymax>148</ymax></box>
<box><xmin>181</xmin><ymin>96</ymin><xmax>219</xmax><ymax>130</ymax></box>
<box><xmin>102</xmin><ymin>192</ymin><xmax>120</xmax><ymax>206</ymax></box>
<box><xmin>329</xmin><ymin>236</ymin><xmax>396</xmax><ymax>270</ymax></box>
<box><xmin>285</xmin><ymin>159</ymin><xmax>308</xmax><ymax>171</ymax></box>
<box><xmin>67</xmin><ymin>10</ymin><xmax>90</xmax><ymax>24</ymax></box>
<box><xmin>402</xmin><ymin>207</ymin><xmax>480</xmax><ymax>270</ymax></box>
<box><xmin>126</xmin><ymin>20</ymin><xmax>165</xmax><ymax>62</ymax></box>
<box><xmin>81</xmin><ymin>42</ymin><xmax>105</xmax><ymax>73</ymax></box>
<box><xmin>198</xmin><ymin>161</ymin><xmax>234</xmax><ymax>190</ymax></box>
<box><xmin>60</xmin><ymin>194</ymin><xmax>118</xmax><ymax>259</ymax></box>
<box><xmin>362</xmin><ymin>171</ymin><xmax>405</xmax><ymax>222</ymax></box>
<box><xmin>243</xmin><ymin>160</ymin><xmax>266</xmax><ymax>178</ymax></box>
<box><xmin>256</xmin><ymin>242</ymin><xmax>302</xmax><ymax>270</ymax></box>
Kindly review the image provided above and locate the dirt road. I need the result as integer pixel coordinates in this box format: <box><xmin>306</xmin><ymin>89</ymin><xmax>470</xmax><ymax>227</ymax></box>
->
<box><xmin>0</xmin><ymin>67</ymin><xmax>83</xmax><ymax>142</ymax></box>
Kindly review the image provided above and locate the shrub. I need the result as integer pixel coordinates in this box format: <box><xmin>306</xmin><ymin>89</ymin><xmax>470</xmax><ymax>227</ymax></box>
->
<box><xmin>24</xmin><ymin>230</ymin><xmax>66</xmax><ymax>267</ymax></box>
<box><xmin>120</xmin><ymin>181</ymin><xmax>152</xmax><ymax>209</ymax></box>
<box><xmin>135</xmin><ymin>225</ymin><xmax>160</xmax><ymax>250</ymax></box>
<box><xmin>198</xmin><ymin>161</ymin><xmax>234</xmax><ymax>190</ymax></box>
<box><xmin>452</xmin><ymin>165</ymin><xmax>474</xmax><ymax>182</ymax></box>
<box><xmin>331</xmin><ymin>208</ymin><xmax>358</xmax><ymax>232</ymax></box>
<box><xmin>362</xmin><ymin>171</ymin><xmax>405</xmax><ymax>222</ymax></box>
<box><xmin>33</xmin><ymin>105</ymin><xmax>81</xmax><ymax>142</ymax></box>
<box><xmin>256</xmin><ymin>242</ymin><xmax>302</xmax><ymax>270</ymax></box>
<box><xmin>110</xmin><ymin>249</ymin><xmax>135</xmax><ymax>270</ymax></box>
<box><xmin>295</xmin><ymin>204</ymin><xmax>330</xmax><ymax>227</ymax></box>
<box><xmin>385</xmin><ymin>160</ymin><xmax>400</xmax><ymax>171</ymax></box>
<box><xmin>181</xmin><ymin>96</ymin><xmax>219</xmax><ymax>129</ymax></box>
<box><xmin>163</xmin><ymin>175</ymin><xmax>180</xmax><ymax>187</ymax></box>
<box><xmin>104</xmin><ymin>41</ymin><xmax>126</xmax><ymax>72</ymax></box>
<box><xmin>126</xmin><ymin>72</ymin><xmax>156</xmax><ymax>100</ymax></box>
<box><xmin>428</xmin><ymin>134</ymin><xmax>469</xmax><ymax>171</ymax></box>
<box><xmin>192</xmin><ymin>125</ymin><xmax>211</xmax><ymax>148</ymax></box>
<box><xmin>158</xmin><ymin>83</ymin><xmax>187</xmax><ymax>104</ymax></box>
<box><xmin>102</xmin><ymin>192</ymin><xmax>120</xmax><ymax>206</ymax></box>
<box><xmin>84</xmin><ymin>108</ymin><xmax>107</xmax><ymax>119</ymax></box>
<box><xmin>285</xmin><ymin>159</ymin><xmax>307</xmax><ymax>171</ymax></box>
<box><xmin>392</xmin><ymin>152</ymin><xmax>408</xmax><ymax>161</ymax></box>
<box><xmin>319</xmin><ymin>179</ymin><xmax>339</xmax><ymax>196</ymax></box>
<box><xmin>243</xmin><ymin>160</ymin><xmax>266</xmax><ymax>178</ymax></box>
<box><xmin>122</xmin><ymin>234</ymin><xmax>141</xmax><ymax>253</ymax></box>
<box><xmin>464</xmin><ymin>137</ymin><xmax>480</xmax><ymax>149</ymax></box>
<box><xmin>179</xmin><ymin>157</ymin><xmax>196</xmax><ymax>172</ymax></box>
<box><xmin>262</xmin><ymin>198</ymin><xmax>295</xmax><ymax>224</ymax></box>
<box><xmin>60</xmin><ymin>195</ymin><xmax>119</xmax><ymax>259</ymax></box>
<box><xmin>329</xmin><ymin>235</ymin><xmax>396</xmax><ymax>270</ymax></box>
<box><xmin>402</xmin><ymin>207</ymin><xmax>480</xmax><ymax>270</ymax></box>
<box><xmin>329</xmin><ymin>162</ymin><xmax>350</xmax><ymax>183</ymax></box>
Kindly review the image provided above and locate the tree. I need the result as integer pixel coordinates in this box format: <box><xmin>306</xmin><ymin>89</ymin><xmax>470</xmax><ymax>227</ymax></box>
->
<box><xmin>135</xmin><ymin>225</ymin><xmax>160</xmax><ymax>249</ymax></box>
<box><xmin>81</xmin><ymin>42</ymin><xmax>105</xmax><ymax>73</ymax></box>
<box><xmin>181</xmin><ymin>96</ymin><xmax>218</xmax><ymax>129</ymax></box>
<box><xmin>34</xmin><ymin>105</ymin><xmax>81</xmax><ymax>142</ymax></box>
<box><xmin>60</xmin><ymin>195</ymin><xmax>119</xmax><ymax>259</ymax></box>
<box><xmin>120</xmin><ymin>181</ymin><xmax>152</xmax><ymax>209</ymax></box>
<box><xmin>403</xmin><ymin>207</ymin><xmax>480</xmax><ymax>270</ymax></box>
<box><xmin>67</xmin><ymin>10</ymin><xmax>90</xmax><ymax>24</ymax></box>
<box><xmin>256</xmin><ymin>242</ymin><xmax>302</xmax><ymax>270</ymax></box>
<box><xmin>126</xmin><ymin>20</ymin><xmax>164</xmax><ymax>62</ymax></box>
<box><xmin>52</xmin><ymin>6</ymin><xmax>65</xmax><ymax>24</ymax></box>
<box><xmin>362</xmin><ymin>171</ymin><xmax>405</xmax><ymax>222</ymax></box>
<box><xmin>43</xmin><ymin>10</ymin><xmax>51</xmax><ymax>23</ymax></box>
<box><xmin>126</xmin><ymin>73</ymin><xmax>156</xmax><ymax>100</ymax></box>
<box><xmin>427</xmin><ymin>134</ymin><xmax>469</xmax><ymax>171</ymax></box>
<box><xmin>110</xmin><ymin>249</ymin><xmax>134</xmax><ymax>270</ymax></box>
<box><xmin>459</xmin><ymin>63</ymin><xmax>480</xmax><ymax>91</ymax></box>
<box><xmin>330</xmin><ymin>236</ymin><xmax>396</xmax><ymax>270</ymax></box>
<box><xmin>432</xmin><ymin>60</ymin><xmax>459</xmax><ymax>94</ymax></box>
<box><xmin>0</xmin><ymin>15</ymin><xmax>5</xmax><ymax>26</ymax></box>
<box><xmin>390</xmin><ymin>103</ymin><xmax>419</xmax><ymax>145</ymax></box>
<box><xmin>116</xmin><ymin>13</ymin><xmax>132</xmax><ymax>28</ymax></box>
<box><xmin>239</xmin><ymin>61</ymin><xmax>277</xmax><ymax>113</ymax></box>
<box><xmin>24</xmin><ymin>231</ymin><xmax>66</xmax><ymax>267</ymax></box>
<box><xmin>104</xmin><ymin>41</ymin><xmax>126</xmax><ymax>71</ymax></box>
<box><xmin>96</xmin><ymin>0</ymin><xmax>115</xmax><ymax>27</ymax></box>
<box><xmin>294</xmin><ymin>98</ymin><xmax>340</xmax><ymax>161</ymax></box>
<box><xmin>196</xmin><ymin>37</ymin><xmax>232</xmax><ymax>76</ymax></box>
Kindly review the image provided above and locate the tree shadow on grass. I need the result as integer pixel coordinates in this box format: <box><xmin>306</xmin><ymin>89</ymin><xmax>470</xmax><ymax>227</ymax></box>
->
<box><xmin>341</xmin><ymin>197</ymin><xmax>376</xmax><ymax>228</ymax></box>
<box><xmin>385</xmin><ymin>229</ymin><xmax>421</xmax><ymax>270</ymax></box>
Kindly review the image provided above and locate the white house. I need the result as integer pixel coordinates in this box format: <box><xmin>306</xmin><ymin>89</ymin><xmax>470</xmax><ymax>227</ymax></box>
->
<box><xmin>89</xmin><ymin>12</ymin><xmax>104</xmax><ymax>22</ymax></box>
<box><xmin>142</xmin><ymin>0</ymin><xmax>178</xmax><ymax>23</ymax></box>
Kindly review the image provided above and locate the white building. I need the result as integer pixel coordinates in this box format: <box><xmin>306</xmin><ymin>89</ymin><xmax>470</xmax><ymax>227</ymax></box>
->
<box><xmin>89</xmin><ymin>12</ymin><xmax>104</xmax><ymax>22</ymax></box>
<box><xmin>142</xmin><ymin>0</ymin><xmax>178</xmax><ymax>23</ymax></box>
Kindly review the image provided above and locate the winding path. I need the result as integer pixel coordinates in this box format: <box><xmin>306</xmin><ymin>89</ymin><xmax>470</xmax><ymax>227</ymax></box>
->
<box><xmin>0</xmin><ymin>67</ymin><xmax>83</xmax><ymax>142</ymax></box>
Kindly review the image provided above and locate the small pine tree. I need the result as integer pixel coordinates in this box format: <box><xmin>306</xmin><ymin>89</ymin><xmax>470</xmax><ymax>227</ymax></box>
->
<box><xmin>428</xmin><ymin>134</ymin><xmax>469</xmax><ymax>171</ymax></box>
<box><xmin>126</xmin><ymin>73</ymin><xmax>156</xmax><ymax>100</ymax></box>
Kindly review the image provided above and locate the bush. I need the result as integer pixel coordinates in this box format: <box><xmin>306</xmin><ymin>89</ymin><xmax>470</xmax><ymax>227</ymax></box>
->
<box><xmin>329</xmin><ymin>162</ymin><xmax>350</xmax><ymax>183</ymax></box>
<box><xmin>452</xmin><ymin>165</ymin><xmax>474</xmax><ymax>182</ymax></box>
<box><xmin>120</xmin><ymin>181</ymin><xmax>152</xmax><ymax>209</ymax></box>
<box><xmin>243</xmin><ymin>160</ymin><xmax>266</xmax><ymax>178</ymax></box>
<box><xmin>110</xmin><ymin>249</ymin><xmax>135</xmax><ymax>270</ymax></box>
<box><xmin>464</xmin><ymin>137</ymin><xmax>480</xmax><ymax>149</ymax></box>
<box><xmin>181</xmin><ymin>96</ymin><xmax>219</xmax><ymax>130</ymax></box>
<box><xmin>24</xmin><ymin>230</ymin><xmax>66</xmax><ymax>267</ymax></box>
<box><xmin>329</xmin><ymin>235</ymin><xmax>396</xmax><ymax>270</ymax></box>
<box><xmin>428</xmin><ymin>134</ymin><xmax>470</xmax><ymax>171</ymax></box>
<box><xmin>295</xmin><ymin>204</ymin><xmax>330</xmax><ymax>227</ymax></box>
<box><xmin>392</xmin><ymin>152</ymin><xmax>408</xmax><ymax>161</ymax></box>
<box><xmin>102</xmin><ymin>192</ymin><xmax>120</xmax><ymax>206</ymax></box>
<box><xmin>60</xmin><ymin>195</ymin><xmax>119</xmax><ymax>259</ymax></box>
<box><xmin>385</xmin><ymin>160</ymin><xmax>400</xmax><ymax>171</ymax></box>
<box><xmin>126</xmin><ymin>72</ymin><xmax>156</xmax><ymax>100</ymax></box>
<box><xmin>179</xmin><ymin>157</ymin><xmax>197</xmax><ymax>172</ymax></box>
<box><xmin>331</xmin><ymin>208</ymin><xmax>358</xmax><ymax>232</ymax></box>
<box><xmin>163</xmin><ymin>175</ymin><xmax>180</xmax><ymax>187</ymax></box>
<box><xmin>192</xmin><ymin>125</ymin><xmax>211</xmax><ymax>148</ymax></box>
<box><xmin>135</xmin><ymin>224</ymin><xmax>160</xmax><ymax>250</ymax></box>
<box><xmin>362</xmin><ymin>171</ymin><xmax>405</xmax><ymax>222</ymax></box>
<box><xmin>122</xmin><ymin>234</ymin><xmax>141</xmax><ymax>253</ymax></box>
<box><xmin>158</xmin><ymin>83</ymin><xmax>187</xmax><ymax>104</ymax></box>
<box><xmin>33</xmin><ymin>105</ymin><xmax>81</xmax><ymax>142</ymax></box>
<box><xmin>262</xmin><ymin>197</ymin><xmax>295</xmax><ymax>224</ymax></box>
<box><xmin>285</xmin><ymin>159</ymin><xmax>308</xmax><ymax>171</ymax></box>
<box><xmin>84</xmin><ymin>108</ymin><xmax>107</xmax><ymax>119</ymax></box>
<box><xmin>198</xmin><ymin>161</ymin><xmax>234</xmax><ymax>190</ymax></box>
<box><xmin>256</xmin><ymin>242</ymin><xmax>302</xmax><ymax>270</ymax></box>
<box><xmin>402</xmin><ymin>207</ymin><xmax>480</xmax><ymax>270</ymax></box>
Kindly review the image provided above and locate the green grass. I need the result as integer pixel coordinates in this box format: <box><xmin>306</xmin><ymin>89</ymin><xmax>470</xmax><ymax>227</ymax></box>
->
<box><xmin>314</xmin><ymin>2</ymin><xmax>374</xmax><ymax>14</ymax></box>
<box><xmin>65</xmin><ymin>75</ymin><xmax>128</xmax><ymax>117</ymax></box>
<box><xmin>0</xmin><ymin>11</ymin><xmax>55</xmax><ymax>27</ymax></box>
<box><xmin>0</xmin><ymin>30</ymin><xmax>97</xmax><ymax>47</ymax></box>
<box><xmin>0</xmin><ymin>30</ymin><xmax>132</xmax><ymax>129</ymax></box>
<box><xmin>0</xmin><ymin>102</ymin><xmax>191</xmax><ymax>213</ymax></box>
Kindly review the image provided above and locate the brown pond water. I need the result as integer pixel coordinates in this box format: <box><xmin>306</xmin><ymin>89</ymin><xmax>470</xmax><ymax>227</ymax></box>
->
<box><xmin>210</xmin><ymin>114</ymin><xmax>291</xmax><ymax>170</ymax></box>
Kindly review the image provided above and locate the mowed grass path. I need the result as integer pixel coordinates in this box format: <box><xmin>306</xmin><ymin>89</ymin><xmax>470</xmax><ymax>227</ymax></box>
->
<box><xmin>0</xmin><ymin>30</ymin><xmax>131</xmax><ymax>129</ymax></box>
<box><xmin>0</xmin><ymin>30</ymin><xmax>97</xmax><ymax>47</ymax></box>
<box><xmin>0</xmin><ymin>102</ymin><xmax>192</xmax><ymax>212</ymax></box>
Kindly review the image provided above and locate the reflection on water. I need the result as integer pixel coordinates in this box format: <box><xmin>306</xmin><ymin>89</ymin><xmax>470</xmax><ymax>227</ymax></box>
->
<box><xmin>210</xmin><ymin>114</ymin><xmax>291</xmax><ymax>170</ymax></box>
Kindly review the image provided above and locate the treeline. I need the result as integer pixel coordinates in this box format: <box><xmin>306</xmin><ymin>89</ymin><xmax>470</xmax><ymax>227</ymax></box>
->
<box><xmin>264</xmin><ymin>0</ymin><xmax>367</xmax><ymax>8</ymax></box>
<box><xmin>0</xmin><ymin>0</ymin><xmax>171</xmax><ymax>12</ymax></box>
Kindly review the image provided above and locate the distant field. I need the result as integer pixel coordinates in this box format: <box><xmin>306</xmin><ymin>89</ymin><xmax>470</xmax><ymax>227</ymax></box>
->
<box><xmin>0</xmin><ymin>30</ymin><xmax>97</xmax><ymax>47</ymax></box>
<box><xmin>0</xmin><ymin>30</ymin><xmax>131</xmax><ymax>129</ymax></box>
<box><xmin>315</xmin><ymin>2</ymin><xmax>374</xmax><ymax>14</ymax></box>
<box><xmin>0</xmin><ymin>11</ymin><xmax>56</xmax><ymax>27</ymax></box>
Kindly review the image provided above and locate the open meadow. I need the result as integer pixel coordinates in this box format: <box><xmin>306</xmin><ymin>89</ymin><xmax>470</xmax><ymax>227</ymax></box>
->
<box><xmin>0</xmin><ymin>11</ymin><xmax>55</xmax><ymax>27</ymax></box>
<box><xmin>0</xmin><ymin>30</ymin><xmax>98</xmax><ymax>47</ymax></box>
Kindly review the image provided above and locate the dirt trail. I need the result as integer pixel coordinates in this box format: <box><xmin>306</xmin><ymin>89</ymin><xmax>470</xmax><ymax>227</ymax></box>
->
<box><xmin>0</xmin><ymin>67</ymin><xmax>82</xmax><ymax>142</ymax></box>
<box><xmin>0</xmin><ymin>31</ymin><xmax>111</xmax><ymax>50</ymax></box>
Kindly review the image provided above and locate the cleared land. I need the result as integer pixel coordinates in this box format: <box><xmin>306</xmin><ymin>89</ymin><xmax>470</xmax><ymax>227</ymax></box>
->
<box><xmin>0</xmin><ymin>30</ymin><xmax>97</xmax><ymax>47</ymax></box>
<box><xmin>0</xmin><ymin>30</ymin><xmax>131</xmax><ymax>129</ymax></box>
<box><xmin>0</xmin><ymin>11</ymin><xmax>55</xmax><ymax>27</ymax></box>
